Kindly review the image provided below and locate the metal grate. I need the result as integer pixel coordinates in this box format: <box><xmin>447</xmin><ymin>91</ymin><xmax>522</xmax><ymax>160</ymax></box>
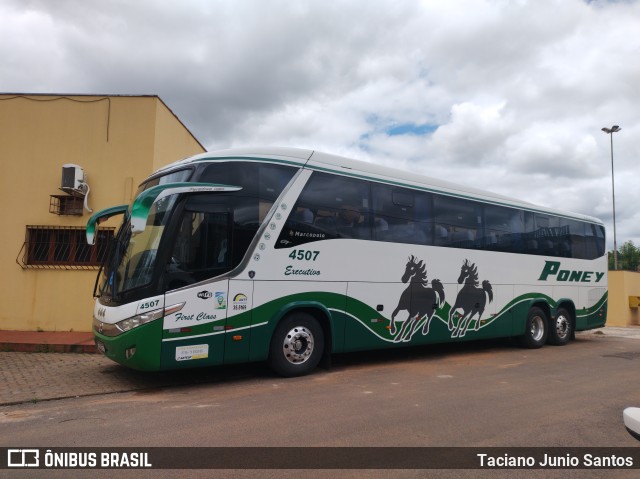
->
<box><xmin>49</xmin><ymin>195</ymin><xmax>84</xmax><ymax>216</ymax></box>
<box><xmin>16</xmin><ymin>226</ymin><xmax>114</xmax><ymax>270</ymax></box>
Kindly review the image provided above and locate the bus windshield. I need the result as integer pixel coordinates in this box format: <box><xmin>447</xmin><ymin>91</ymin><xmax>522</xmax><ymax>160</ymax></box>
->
<box><xmin>98</xmin><ymin>169</ymin><xmax>193</xmax><ymax>300</ymax></box>
<box><xmin>99</xmin><ymin>195</ymin><xmax>177</xmax><ymax>299</ymax></box>
<box><xmin>97</xmin><ymin>161</ymin><xmax>298</xmax><ymax>302</ymax></box>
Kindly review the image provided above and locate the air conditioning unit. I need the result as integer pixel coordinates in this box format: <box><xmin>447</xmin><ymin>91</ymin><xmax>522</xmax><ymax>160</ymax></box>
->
<box><xmin>61</xmin><ymin>164</ymin><xmax>87</xmax><ymax>197</ymax></box>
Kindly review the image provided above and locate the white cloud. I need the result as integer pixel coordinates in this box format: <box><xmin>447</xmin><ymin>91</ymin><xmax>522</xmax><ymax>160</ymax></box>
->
<box><xmin>1</xmin><ymin>0</ymin><xmax>640</xmax><ymax>248</ymax></box>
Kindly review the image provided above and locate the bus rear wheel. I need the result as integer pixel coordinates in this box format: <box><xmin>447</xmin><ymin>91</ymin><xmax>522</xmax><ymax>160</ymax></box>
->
<box><xmin>518</xmin><ymin>306</ymin><xmax>548</xmax><ymax>349</ymax></box>
<box><xmin>268</xmin><ymin>313</ymin><xmax>324</xmax><ymax>377</ymax></box>
<box><xmin>547</xmin><ymin>308</ymin><xmax>573</xmax><ymax>346</ymax></box>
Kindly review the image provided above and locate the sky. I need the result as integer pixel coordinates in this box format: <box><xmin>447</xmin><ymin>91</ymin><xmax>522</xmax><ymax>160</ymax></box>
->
<box><xmin>1</xmin><ymin>0</ymin><xmax>639</xmax><ymax>250</ymax></box>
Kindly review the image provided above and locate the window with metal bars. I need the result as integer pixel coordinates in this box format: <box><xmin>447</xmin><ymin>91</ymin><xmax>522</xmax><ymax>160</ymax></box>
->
<box><xmin>16</xmin><ymin>226</ymin><xmax>114</xmax><ymax>269</ymax></box>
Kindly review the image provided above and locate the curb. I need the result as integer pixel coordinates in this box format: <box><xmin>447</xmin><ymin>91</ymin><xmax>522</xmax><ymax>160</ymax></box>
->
<box><xmin>0</xmin><ymin>343</ymin><xmax>97</xmax><ymax>354</ymax></box>
<box><xmin>0</xmin><ymin>331</ymin><xmax>98</xmax><ymax>354</ymax></box>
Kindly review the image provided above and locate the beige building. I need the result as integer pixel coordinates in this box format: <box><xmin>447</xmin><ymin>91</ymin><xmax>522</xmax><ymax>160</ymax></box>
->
<box><xmin>0</xmin><ymin>94</ymin><xmax>205</xmax><ymax>332</ymax></box>
<box><xmin>608</xmin><ymin>271</ymin><xmax>640</xmax><ymax>327</ymax></box>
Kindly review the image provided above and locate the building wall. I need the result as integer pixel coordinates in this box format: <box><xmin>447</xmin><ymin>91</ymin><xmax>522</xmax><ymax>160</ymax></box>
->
<box><xmin>0</xmin><ymin>94</ymin><xmax>204</xmax><ymax>332</ymax></box>
<box><xmin>152</xmin><ymin>99</ymin><xmax>205</xmax><ymax>171</ymax></box>
<box><xmin>607</xmin><ymin>271</ymin><xmax>640</xmax><ymax>327</ymax></box>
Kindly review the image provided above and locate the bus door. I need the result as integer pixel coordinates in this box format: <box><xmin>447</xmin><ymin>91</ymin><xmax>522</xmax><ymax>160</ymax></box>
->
<box><xmin>160</xmin><ymin>203</ymin><xmax>234</xmax><ymax>368</ymax></box>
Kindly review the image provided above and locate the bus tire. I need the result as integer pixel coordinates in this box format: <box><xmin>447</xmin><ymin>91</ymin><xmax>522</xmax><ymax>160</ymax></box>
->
<box><xmin>518</xmin><ymin>307</ymin><xmax>548</xmax><ymax>349</ymax></box>
<box><xmin>547</xmin><ymin>308</ymin><xmax>573</xmax><ymax>346</ymax></box>
<box><xmin>268</xmin><ymin>313</ymin><xmax>324</xmax><ymax>377</ymax></box>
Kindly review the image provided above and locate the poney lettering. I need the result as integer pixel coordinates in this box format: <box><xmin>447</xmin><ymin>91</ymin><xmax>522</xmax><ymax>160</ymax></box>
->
<box><xmin>538</xmin><ymin>261</ymin><xmax>605</xmax><ymax>283</ymax></box>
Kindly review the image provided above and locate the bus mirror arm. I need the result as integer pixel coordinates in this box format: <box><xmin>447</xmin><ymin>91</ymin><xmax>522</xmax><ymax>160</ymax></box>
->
<box><xmin>130</xmin><ymin>182</ymin><xmax>242</xmax><ymax>234</ymax></box>
<box><xmin>86</xmin><ymin>205</ymin><xmax>129</xmax><ymax>245</ymax></box>
<box><xmin>623</xmin><ymin>408</ymin><xmax>640</xmax><ymax>441</ymax></box>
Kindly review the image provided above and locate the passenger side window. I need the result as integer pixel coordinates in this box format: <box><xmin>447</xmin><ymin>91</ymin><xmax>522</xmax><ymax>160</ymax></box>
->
<box><xmin>370</xmin><ymin>183</ymin><xmax>432</xmax><ymax>245</ymax></box>
<box><xmin>274</xmin><ymin>169</ymin><xmax>605</xmax><ymax>259</ymax></box>
<box><xmin>276</xmin><ymin>172</ymin><xmax>371</xmax><ymax>248</ymax></box>
<box><xmin>586</xmin><ymin>224</ymin><xmax>606</xmax><ymax>259</ymax></box>
<box><xmin>482</xmin><ymin>205</ymin><xmax>524</xmax><ymax>252</ymax></box>
<box><xmin>433</xmin><ymin>195</ymin><xmax>482</xmax><ymax>249</ymax></box>
<box><xmin>524</xmin><ymin>214</ymin><xmax>570</xmax><ymax>257</ymax></box>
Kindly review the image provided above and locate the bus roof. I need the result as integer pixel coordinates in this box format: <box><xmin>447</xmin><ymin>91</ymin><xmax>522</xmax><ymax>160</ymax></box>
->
<box><xmin>154</xmin><ymin>146</ymin><xmax>604</xmax><ymax>225</ymax></box>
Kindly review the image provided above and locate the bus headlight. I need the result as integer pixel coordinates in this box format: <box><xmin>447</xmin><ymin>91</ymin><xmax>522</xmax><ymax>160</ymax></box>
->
<box><xmin>116</xmin><ymin>308</ymin><xmax>165</xmax><ymax>333</ymax></box>
<box><xmin>93</xmin><ymin>303</ymin><xmax>184</xmax><ymax>337</ymax></box>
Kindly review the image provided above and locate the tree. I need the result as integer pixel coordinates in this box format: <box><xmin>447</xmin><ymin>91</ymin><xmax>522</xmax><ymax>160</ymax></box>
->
<box><xmin>609</xmin><ymin>240</ymin><xmax>640</xmax><ymax>271</ymax></box>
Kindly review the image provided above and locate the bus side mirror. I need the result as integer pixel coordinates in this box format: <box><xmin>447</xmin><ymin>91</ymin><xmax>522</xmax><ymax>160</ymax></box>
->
<box><xmin>130</xmin><ymin>182</ymin><xmax>242</xmax><ymax>234</ymax></box>
<box><xmin>86</xmin><ymin>205</ymin><xmax>129</xmax><ymax>245</ymax></box>
<box><xmin>623</xmin><ymin>407</ymin><xmax>640</xmax><ymax>441</ymax></box>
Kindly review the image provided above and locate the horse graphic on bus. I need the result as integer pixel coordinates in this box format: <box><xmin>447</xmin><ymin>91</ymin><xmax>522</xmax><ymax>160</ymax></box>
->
<box><xmin>390</xmin><ymin>256</ymin><xmax>493</xmax><ymax>342</ymax></box>
<box><xmin>390</xmin><ymin>255</ymin><xmax>445</xmax><ymax>342</ymax></box>
<box><xmin>448</xmin><ymin>259</ymin><xmax>493</xmax><ymax>338</ymax></box>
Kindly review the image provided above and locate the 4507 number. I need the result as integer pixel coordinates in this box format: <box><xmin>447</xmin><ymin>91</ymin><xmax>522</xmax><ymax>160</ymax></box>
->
<box><xmin>288</xmin><ymin>249</ymin><xmax>320</xmax><ymax>261</ymax></box>
<box><xmin>139</xmin><ymin>299</ymin><xmax>160</xmax><ymax>310</ymax></box>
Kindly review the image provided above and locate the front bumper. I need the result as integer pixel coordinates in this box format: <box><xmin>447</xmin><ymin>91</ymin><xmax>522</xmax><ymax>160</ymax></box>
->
<box><xmin>94</xmin><ymin>318</ymin><xmax>163</xmax><ymax>371</ymax></box>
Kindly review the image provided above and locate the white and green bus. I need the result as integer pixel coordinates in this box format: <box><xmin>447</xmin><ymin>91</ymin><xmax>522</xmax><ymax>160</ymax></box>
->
<box><xmin>88</xmin><ymin>147</ymin><xmax>607</xmax><ymax>376</ymax></box>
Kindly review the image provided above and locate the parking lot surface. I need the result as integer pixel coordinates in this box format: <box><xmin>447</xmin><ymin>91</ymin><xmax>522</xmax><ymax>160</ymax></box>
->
<box><xmin>1</xmin><ymin>327</ymin><xmax>638</xmax><ymax>406</ymax></box>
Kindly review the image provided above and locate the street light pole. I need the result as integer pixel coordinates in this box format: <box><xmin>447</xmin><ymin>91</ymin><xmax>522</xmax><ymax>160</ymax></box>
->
<box><xmin>601</xmin><ymin>125</ymin><xmax>621</xmax><ymax>270</ymax></box>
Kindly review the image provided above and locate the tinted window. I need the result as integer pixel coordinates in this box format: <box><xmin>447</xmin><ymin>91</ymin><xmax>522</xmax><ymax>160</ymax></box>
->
<box><xmin>277</xmin><ymin>172</ymin><xmax>370</xmax><ymax>248</ymax></box>
<box><xmin>162</xmin><ymin>163</ymin><xmax>297</xmax><ymax>288</ymax></box>
<box><xmin>167</xmin><ymin>208</ymin><xmax>232</xmax><ymax>288</ymax></box>
<box><xmin>137</xmin><ymin>168</ymin><xmax>193</xmax><ymax>197</ymax></box>
<box><xmin>200</xmin><ymin>161</ymin><xmax>297</xmax><ymax>223</ymax></box>
<box><xmin>276</xmin><ymin>169</ymin><xmax>605</xmax><ymax>260</ymax></box>
<box><xmin>371</xmin><ymin>183</ymin><xmax>432</xmax><ymax>245</ymax></box>
<box><xmin>433</xmin><ymin>195</ymin><xmax>482</xmax><ymax>249</ymax></box>
<box><xmin>585</xmin><ymin>223</ymin><xmax>606</xmax><ymax>259</ymax></box>
<box><xmin>198</xmin><ymin>162</ymin><xmax>296</xmax><ymax>200</ymax></box>
<box><xmin>566</xmin><ymin>219</ymin><xmax>586</xmax><ymax>259</ymax></box>
<box><xmin>482</xmin><ymin>205</ymin><xmax>524</xmax><ymax>252</ymax></box>
<box><xmin>522</xmin><ymin>214</ymin><xmax>570</xmax><ymax>257</ymax></box>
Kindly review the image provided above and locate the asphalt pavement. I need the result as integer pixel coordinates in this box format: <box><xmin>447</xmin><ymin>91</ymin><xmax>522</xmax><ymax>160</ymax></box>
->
<box><xmin>0</xmin><ymin>327</ymin><xmax>639</xmax><ymax>407</ymax></box>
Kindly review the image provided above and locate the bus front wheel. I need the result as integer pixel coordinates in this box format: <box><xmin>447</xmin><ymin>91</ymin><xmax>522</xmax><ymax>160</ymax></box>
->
<box><xmin>268</xmin><ymin>313</ymin><xmax>324</xmax><ymax>377</ymax></box>
<box><xmin>519</xmin><ymin>307</ymin><xmax>548</xmax><ymax>349</ymax></box>
<box><xmin>547</xmin><ymin>308</ymin><xmax>573</xmax><ymax>346</ymax></box>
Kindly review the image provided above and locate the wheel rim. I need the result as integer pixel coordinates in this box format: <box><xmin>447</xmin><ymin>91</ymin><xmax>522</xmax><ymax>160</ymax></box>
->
<box><xmin>555</xmin><ymin>314</ymin><xmax>570</xmax><ymax>339</ymax></box>
<box><xmin>530</xmin><ymin>315</ymin><xmax>545</xmax><ymax>342</ymax></box>
<box><xmin>282</xmin><ymin>326</ymin><xmax>314</xmax><ymax>365</ymax></box>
